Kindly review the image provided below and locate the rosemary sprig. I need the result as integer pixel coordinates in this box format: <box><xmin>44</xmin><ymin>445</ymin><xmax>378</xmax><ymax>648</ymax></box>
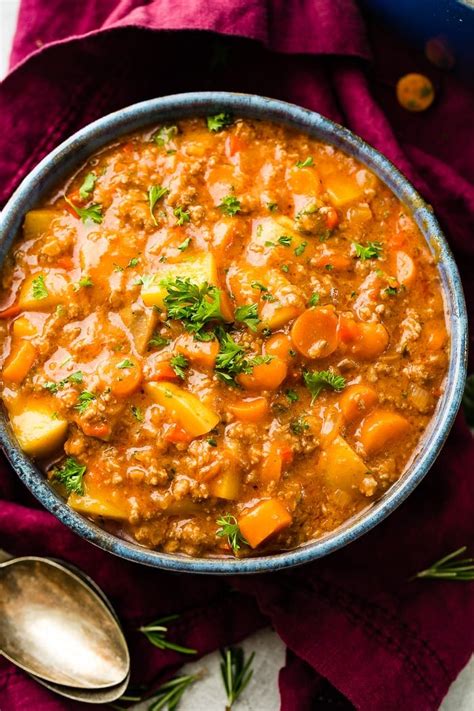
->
<box><xmin>148</xmin><ymin>674</ymin><xmax>198</xmax><ymax>711</ymax></box>
<box><xmin>139</xmin><ymin>614</ymin><xmax>197</xmax><ymax>655</ymax></box>
<box><xmin>220</xmin><ymin>646</ymin><xmax>255</xmax><ymax>710</ymax></box>
<box><xmin>414</xmin><ymin>546</ymin><xmax>474</xmax><ymax>581</ymax></box>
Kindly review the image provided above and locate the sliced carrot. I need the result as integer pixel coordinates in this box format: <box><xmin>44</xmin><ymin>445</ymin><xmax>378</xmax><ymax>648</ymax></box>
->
<box><xmin>291</xmin><ymin>307</ymin><xmax>338</xmax><ymax>359</ymax></box>
<box><xmin>237</xmin><ymin>357</ymin><xmax>287</xmax><ymax>391</ymax></box>
<box><xmin>56</xmin><ymin>255</ymin><xmax>74</xmax><ymax>270</ymax></box>
<box><xmin>146</xmin><ymin>358</ymin><xmax>181</xmax><ymax>382</ymax></box>
<box><xmin>394</xmin><ymin>250</ymin><xmax>416</xmax><ymax>286</ymax></box>
<box><xmin>314</xmin><ymin>253</ymin><xmax>352</xmax><ymax>271</ymax></box>
<box><xmin>99</xmin><ymin>355</ymin><xmax>142</xmax><ymax>397</ymax></box>
<box><xmin>64</xmin><ymin>197</ymin><xmax>80</xmax><ymax>219</ymax></box>
<box><xmin>78</xmin><ymin>421</ymin><xmax>112</xmax><ymax>440</ymax></box>
<box><xmin>12</xmin><ymin>316</ymin><xmax>37</xmax><ymax>339</ymax></box>
<box><xmin>349</xmin><ymin>322</ymin><xmax>389</xmax><ymax>360</ymax></box>
<box><xmin>163</xmin><ymin>423</ymin><xmax>193</xmax><ymax>444</ymax></box>
<box><xmin>340</xmin><ymin>384</ymin><xmax>378</xmax><ymax>424</ymax></box>
<box><xmin>287</xmin><ymin>166</ymin><xmax>321</xmax><ymax>195</ymax></box>
<box><xmin>2</xmin><ymin>340</ymin><xmax>37</xmax><ymax>384</ymax></box>
<box><xmin>0</xmin><ymin>303</ymin><xmax>21</xmax><ymax>320</ymax></box>
<box><xmin>325</xmin><ymin>206</ymin><xmax>339</xmax><ymax>229</ymax></box>
<box><xmin>359</xmin><ymin>409</ymin><xmax>410</xmax><ymax>456</ymax></box>
<box><xmin>263</xmin><ymin>333</ymin><xmax>293</xmax><ymax>362</ymax></box>
<box><xmin>260</xmin><ymin>440</ymin><xmax>294</xmax><ymax>484</ymax></box>
<box><xmin>238</xmin><ymin>498</ymin><xmax>292</xmax><ymax>548</ymax></box>
<box><xmin>337</xmin><ymin>314</ymin><xmax>360</xmax><ymax>345</ymax></box>
<box><xmin>176</xmin><ymin>335</ymin><xmax>219</xmax><ymax>369</ymax></box>
<box><xmin>229</xmin><ymin>397</ymin><xmax>269</xmax><ymax>422</ymax></box>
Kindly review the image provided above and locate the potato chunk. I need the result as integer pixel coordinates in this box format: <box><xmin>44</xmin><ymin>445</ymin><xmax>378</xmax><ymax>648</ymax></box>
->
<box><xmin>209</xmin><ymin>469</ymin><xmax>241</xmax><ymax>500</ymax></box>
<box><xmin>141</xmin><ymin>253</ymin><xmax>218</xmax><ymax>309</ymax></box>
<box><xmin>68</xmin><ymin>493</ymin><xmax>129</xmax><ymax>520</ymax></box>
<box><xmin>23</xmin><ymin>209</ymin><xmax>60</xmax><ymax>239</ymax></box>
<box><xmin>324</xmin><ymin>173</ymin><xmax>365</xmax><ymax>207</ymax></box>
<box><xmin>246</xmin><ymin>216</ymin><xmax>306</xmax><ymax>266</ymax></box>
<box><xmin>9</xmin><ymin>400</ymin><xmax>68</xmax><ymax>457</ymax></box>
<box><xmin>316</xmin><ymin>435</ymin><xmax>368</xmax><ymax>491</ymax></box>
<box><xmin>18</xmin><ymin>270</ymin><xmax>70</xmax><ymax>311</ymax></box>
<box><xmin>145</xmin><ymin>381</ymin><xmax>220</xmax><ymax>437</ymax></box>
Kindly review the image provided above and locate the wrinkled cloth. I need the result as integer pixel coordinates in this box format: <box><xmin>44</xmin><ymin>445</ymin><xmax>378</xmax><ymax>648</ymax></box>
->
<box><xmin>0</xmin><ymin>1</ymin><xmax>473</xmax><ymax>709</ymax></box>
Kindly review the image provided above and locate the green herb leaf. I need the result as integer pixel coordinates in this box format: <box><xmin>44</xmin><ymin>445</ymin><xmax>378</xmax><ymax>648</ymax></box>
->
<box><xmin>75</xmin><ymin>275</ymin><xmax>94</xmax><ymax>290</ymax></box>
<box><xmin>215</xmin><ymin>331</ymin><xmax>251</xmax><ymax>385</ymax></box>
<box><xmin>290</xmin><ymin>416</ymin><xmax>309</xmax><ymax>435</ymax></box>
<box><xmin>75</xmin><ymin>390</ymin><xmax>96</xmax><ymax>414</ymax></box>
<box><xmin>207</xmin><ymin>112</ymin><xmax>233</xmax><ymax>132</ymax></box>
<box><xmin>267</xmin><ymin>202</ymin><xmax>278</xmax><ymax>212</ymax></box>
<box><xmin>117</xmin><ymin>359</ymin><xmax>134</xmax><ymax>369</ymax></box>
<box><xmin>178</xmin><ymin>237</ymin><xmax>192</xmax><ymax>252</ymax></box>
<box><xmin>278</xmin><ymin>235</ymin><xmax>292</xmax><ymax>247</ymax></box>
<box><xmin>53</xmin><ymin>457</ymin><xmax>86</xmax><ymax>495</ymax></box>
<box><xmin>216</xmin><ymin>514</ymin><xmax>247</xmax><ymax>553</ymax></box>
<box><xmin>286</xmin><ymin>389</ymin><xmax>299</xmax><ymax>403</ymax></box>
<box><xmin>148</xmin><ymin>333</ymin><xmax>170</xmax><ymax>349</ymax></box>
<box><xmin>139</xmin><ymin>614</ymin><xmax>197</xmax><ymax>655</ymax></box>
<box><xmin>235</xmin><ymin>303</ymin><xmax>260</xmax><ymax>332</ymax></box>
<box><xmin>385</xmin><ymin>286</ymin><xmax>398</xmax><ymax>297</ymax></box>
<box><xmin>65</xmin><ymin>196</ymin><xmax>103</xmax><ymax>224</ymax></box>
<box><xmin>131</xmin><ymin>405</ymin><xmax>144</xmax><ymax>422</ymax></box>
<box><xmin>280</xmin><ymin>264</ymin><xmax>289</xmax><ymax>273</ymax></box>
<box><xmin>148</xmin><ymin>185</ymin><xmax>169</xmax><ymax>226</ymax></box>
<box><xmin>413</xmin><ymin>546</ymin><xmax>474</xmax><ymax>581</ymax></box>
<box><xmin>304</xmin><ymin>370</ymin><xmax>346</xmax><ymax>403</ymax></box>
<box><xmin>294</xmin><ymin>241</ymin><xmax>307</xmax><ymax>257</ymax></box>
<box><xmin>174</xmin><ymin>206</ymin><xmax>191</xmax><ymax>226</ymax></box>
<box><xmin>153</xmin><ymin>125</ymin><xmax>178</xmax><ymax>146</ymax></box>
<box><xmin>170</xmin><ymin>354</ymin><xmax>189</xmax><ymax>379</ymax></box>
<box><xmin>79</xmin><ymin>172</ymin><xmax>97</xmax><ymax>201</ymax></box>
<box><xmin>127</xmin><ymin>257</ymin><xmax>140</xmax><ymax>268</ymax></box>
<box><xmin>220</xmin><ymin>646</ymin><xmax>255</xmax><ymax>709</ymax></box>
<box><xmin>219</xmin><ymin>195</ymin><xmax>241</xmax><ymax>216</ymax></box>
<box><xmin>161</xmin><ymin>277</ymin><xmax>224</xmax><ymax>340</ymax></box>
<box><xmin>307</xmin><ymin>292</ymin><xmax>320</xmax><ymax>307</ymax></box>
<box><xmin>251</xmin><ymin>281</ymin><xmax>268</xmax><ymax>292</ymax></box>
<box><xmin>296</xmin><ymin>156</ymin><xmax>314</xmax><ymax>168</ymax></box>
<box><xmin>354</xmin><ymin>241</ymin><xmax>383</xmax><ymax>261</ymax></box>
<box><xmin>32</xmin><ymin>274</ymin><xmax>48</xmax><ymax>300</ymax></box>
<box><xmin>148</xmin><ymin>674</ymin><xmax>198</xmax><ymax>711</ymax></box>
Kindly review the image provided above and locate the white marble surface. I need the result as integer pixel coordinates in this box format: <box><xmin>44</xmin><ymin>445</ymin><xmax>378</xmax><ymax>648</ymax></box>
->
<box><xmin>0</xmin><ymin>3</ymin><xmax>472</xmax><ymax>708</ymax></box>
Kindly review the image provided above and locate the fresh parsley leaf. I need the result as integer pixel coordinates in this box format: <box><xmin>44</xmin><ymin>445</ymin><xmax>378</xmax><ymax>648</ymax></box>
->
<box><xmin>251</xmin><ymin>281</ymin><xmax>268</xmax><ymax>292</ymax></box>
<box><xmin>127</xmin><ymin>257</ymin><xmax>140</xmax><ymax>268</ymax></box>
<box><xmin>178</xmin><ymin>237</ymin><xmax>192</xmax><ymax>252</ymax></box>
<box><xmin>53</xmin><ymin>457</ymin><xmax>86</xmax><ymax>495</ymax></box>
<box><xmin>281</xmin><ymin>264</ymin><xmax>289</xmax><ymax>273</ymax></box>
<box><xmin>216</xmin><ymin>514</ymin><xmax>247</xmax><ymax>553</ymax></box>
<box><xmin>207</xmin><ymin>437</ymin><xmax>217</xmax><ymax>447</ymax></box>
<box><xmin>170</xmin><ymin>354</ymin><xmax>189</xmax><ymax>379</ymax></box>
<box><xmin>75</xmin><ymin>390</ymin><xmax>96</xmax><ymax>413</ymax></box>
<box><xmin>215</xmin><ymin>331</ymin><xmax>250</xmax><ymax>385</ymax></box>
<box><xmin>74</xmin><ymin>275</ymin><xmax>93</xmax><ymax>290</ymax></box>
<box><xmin>79</xmin><ymin>172</ymin><xmax>97</xmax><ymax>201</ymax></box>
<box><xmin>219</xmin><ymin>195</ymin><xmax>241</xmax><ymax>216</ymax></box>
<box><xmin>32</xmin><ymin>274</ymin><xmax>48</xmax><ymax>300</ymax></box>
<box><xmin>294</xmin><ymin>241</ymin><xmax>307</xmax><ymax>257</ymax></box>
<box><xmin>161</xmin><ymin>277</ymin><xmax>224</xmax><ymax>339</ymax></box>
<box><xmin>278</xmin><ymin>235</ymin><xmax>292</xmax><ymax>246</ymax></box>
<box><xmin>117</xmin><ymin>359</ymin><xmax>134</xmax><ymax>369</ymax></box>
<box><xmin>304</xmin><ymin>370</ymin><xmax>346</xmax><ymax>403</ymax></box>
<box><xmin>354</xmin><ymin>241</ymin><xmax>383</xmax><ymax>261</ymax></box>
<box><xmin>290</xmin><ymin>416</ymin><xmax>309</xmax><ymax>435</ymax></box>
<box><xmin>174</xmin><ymin>206</ymin><xmax>191</xmax><ymax>226</ymax></box>
<box><xmin>148</xmin><ymin>185</ymin><xmax>169</xmax><ymax>226</ymax></box>
<box><xmin>296</xmin><ymin>156</ymin><xmax>314</xmax><ymax>168</ymax></box>
<box><xmin>235</xmin><ymin>303</ymin><xmax>260</xmax><ymax>332</ymax></box>
<box><xmin>65</xmin><ymin>196</ymin><xmax>103</xmax><ymax>224</ymax></box>
<box><xmin>67</xmin><ymin>371</ymin><xmax>84</xmax><ymax>384</ymax></box>
<box><xmin>307</xmin><ymin>292</ymin><xmax>320</xmax><ymax>307</ymax></box>
<box><xmin>153</xmin><ymin>125</ymin><xmax>178</xmax><ymax>146</ymax></box>
<box><xmin>325</xmin><ymin>264</ymin><xmax>334</xmax><ymax>271</ymax></box>
<box><xmin>267</xmin><ymin>202</ymin><xmax>278</xmax><ymax>212</ymax></box>
<box><xmin>261</xmin><ymin>292</ymin><xmax>276</xmax><ymax>302</ymax></box>
<box><xmin>286</xmin><ymin>389</ymin><xmax>299</xmax><ymax>403</ymax></box>
<box><xmin>148</xmin><ymin>333</ymin><xmax>170</xmax><ymax>349</ymax></box>
<box><xmin>131</xmin><ymin>405</ymin><xmax>144</xmax><ymax>422</ymax></box>
<box><xmin>207</xmin><ymin>112</ymin><xmax>233</xmax><ymax>132</ymax></box>
<box><xmin>385</xmin><ymin>286</ymin><xmax>398</xmax><ymax>296</ymax></box>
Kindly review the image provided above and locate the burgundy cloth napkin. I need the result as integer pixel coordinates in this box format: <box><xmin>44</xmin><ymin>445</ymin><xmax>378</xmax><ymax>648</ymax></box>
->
<box><xmin>0</xmin><ymin>2</ymin><xmax>473</xmax><ymax>709</ymax></box>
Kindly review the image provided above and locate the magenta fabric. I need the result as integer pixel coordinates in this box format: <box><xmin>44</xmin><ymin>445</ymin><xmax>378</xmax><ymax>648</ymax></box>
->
<box><xmin>0</xmin><ymin>1</ymin><xmax>473</xmax><ymax>709</ymax></box>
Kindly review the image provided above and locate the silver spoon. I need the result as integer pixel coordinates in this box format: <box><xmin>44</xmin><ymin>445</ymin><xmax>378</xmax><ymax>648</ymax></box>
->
<box><xmin>0</xmin><ymin>552</ymin><xmax>130</xmax><ymax>690</ymax></box>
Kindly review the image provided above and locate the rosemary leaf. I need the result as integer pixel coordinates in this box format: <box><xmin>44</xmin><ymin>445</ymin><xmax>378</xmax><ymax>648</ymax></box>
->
<box><xmin>139</xmin><ymin>614</ymin><xmax>197</xmax><ymax>655</ymax></box>
<box><xmin>414</xmin><ymin>546</ymin><xmax>474</xmax><ymax>581</ymax></box>
<box><xmin>148</xmin><ymin>674</ymin><xmax>198</xmax><ymax>711</ymax></box>
<box><xmin>220</xmin><ymin>646</ymin><xmax>255</xmax><ymax>709</ymax></box>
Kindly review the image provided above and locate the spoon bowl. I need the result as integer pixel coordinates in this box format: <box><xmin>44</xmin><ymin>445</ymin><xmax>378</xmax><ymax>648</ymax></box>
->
<box><xmin>0</xmin><ymin>556</ymin><xmax>129</xmax><ymax>689</ymax></box>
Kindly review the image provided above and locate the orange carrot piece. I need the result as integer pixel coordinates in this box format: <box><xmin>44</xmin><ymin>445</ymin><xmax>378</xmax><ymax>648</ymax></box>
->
<box><xmin>229</xmin><ymin>397</ymin><xmax>269</xmax><ymax>422</ymax></box>
<box><xmin>225</xmin><ymin>133</ymin><xmax>245</xmax><ymax>158</ymax></box>
<box><xmin>2</xmin><ymin>340</ymin><xmax>37</xmax><ymax>384</ymax></box>
<box><xmin>325</xmin><ymin>206</ymin><xmax>339</xmax><ymax>229</ymax></box>
<box><xmin>78</xmin><ymin>421</ymin><xmax>112</xmax><ymax>440</ymax></box>
<box><xmin>237</xmin><ymin>357</ymin><xmax>287</xmax><ymax>391</ymax></box>
<box><xmin>314</xmin><ymin>253</ymin><xmax>352</xmax><ymax>271</ymax></box>
<box><xmin>12</xmin><ymin>316</ymin><xmax>37</xmax><ymax>339</ymax></box>
<box><xmin>264</xmin><ymin>333</ymin><xmax>293</xmax><ymax>362</ymax></box>
<box><xmin>340</xmin><ymin>384</ymin><xmax>378</xmax><ymax>424</ymax></box>
<box><xmin>238</xmin><ymin>499</ymin><xmax>292</xmax><ymax>548</ymax></box>
<box><xmin>349</xmin><ymin>322</ymin><xmax>389</xmax><ymax>360</ymax></box>
<box><xmin>146</xmin><ymin>359</ymin><xmax>181</xmax><ymax>382</ymax></box>
<box><xmin>260</xmin><ymin>441</ymin><xmax>294</xmax><ymax>484</ymax></box>
<box><xmin>337</xmin><ymin>314</ymin><xmax>360</xmax><ymax>345</ymax></box>
<box><xmin>291</xmin><ymin>307</ymin><xmax>338</xmax><ymax>359</ymax></box>
<box><xmin>395</xmin><ymin>250</ymin><xmax>416</xmax><ymax>286</ymax></box>
<box><xmin>99</xmin><ymin>355</ymin><xmax>142</xmax><ymax>396</ymax></box>
<box><xmin>176</xmin><ymin>335</ymin><xmax>219</xmax><ymax>369</ymax></box>
<box><xmin>0</xmin><ymin>303</ymin><xmax>21</xmax><ymax>320</ymax></box>
<box><xmin>359</xmin><ymin>409</ymin><xmax>410</xmax><ymax>456</ymax></box>
<box><xmin>163</xmin><ymin>423</ymin><xmax>193</xmax><ymax>444</ymax></box>
<box><xmin>56</xmin><ymin>255</ymin><xmax>74</xmax><ymax>270</ymax></box>
<box><xmin>287</xmin><ymin>166</ymin><xmax>321</xmax><ymax>195</ymax></box>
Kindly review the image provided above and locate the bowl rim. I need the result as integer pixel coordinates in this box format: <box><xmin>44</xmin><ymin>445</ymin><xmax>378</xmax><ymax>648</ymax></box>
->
<box><xmin>0</xmin><ymin>91</ymin><xmax>467</xmax><ymax>574</ymax></box>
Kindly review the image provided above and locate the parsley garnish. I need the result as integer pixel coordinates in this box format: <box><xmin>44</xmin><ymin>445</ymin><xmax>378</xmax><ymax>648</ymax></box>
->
<box><xmin>148</xmin><ymin>185</ymin><xmax>169</xmax><ymax>226</ymax></box>
<box><xmin>385</xmin><ymin>286</ymin><xmax>398</xmax><ymax>296</ymax></box>
<box><xmin>325</xmin><ymin>264</ymin><xmax>334</xmax><ymax>271</ymax></box>
<box><xmin>131</xmin><ymin>405</ymin><xmax>144</xmax><ymax>422</ymax></box>
<box><xmin>161</xmin><ymin>277</ymin><xmax>224</xmax><ymax>340</ymax></box>
<box><xmin>207</xmin><ymin>437</ymin><xmax>217</xmax><ymax>447</ymax></box>
<box><xmin>354</xmin><ymin>241</ymin><xmax>383</xmax><ymax>261</ymax></box>
<box><xmin>153</xmin><ymin>125</ymin><xmax>178</xmax><ymax>146</ymax></box>
<box><xmin>234</xmin><ymin>303</ymin><xmax>260</xmax><ymax>332</ymax></box>
<box><xmin>290</xmin><ymin>416</ymin><xmax>309</xmax><ymax>435</ymax></box>
<box><xmin>251</xmin><ymin>281</ymin><xmax>268</xmax><ymax>292</ymax></box>
<box><xmin>174</xmin><ymin>206</ymin><xmax>191</xmax><ymax>225</ymax></box>
<box><xmin>278</xmin><ymin>235</ymin><xmax>292</xmax><ymax>246</ymax></box>
<box><xmin>117</xmin><ymin>359</ymin><xmax>134</xmax><ymax>369</ymax></box>
<box><xmin>267</xmin><ymin>202</ymin><xmax>278</xmax><ymax>212</ymax></box>
<box><xmin>170</xmin><ymin>354</ymin><xmax>189</xmax><ymax>379</ymax></box>
<box><xmin>294</xmin><ymin>241</ymin><xmax>307</xmax><ymax>257</ymax></box>
<box><xmin>178</xmin><ymin>237</ymin><xmax>192</xmax><ymax>252</ymax></box>
<box><xmin>304</xmin><ymin>370</ymin><xmax>346</xmax><ymax>403</ymax></box>
<box><xmin>307</xmin><ymin>292</ymin><xmax>320</xmax><ymax>307</ymax></box>
<box><xmin>219</xmin><ymin>195</ymin><xmax>241</xmax><ymax>216</ymax></box>
<box><xmin>75</xmin><ymin>390</ymin><xmax>96</xmax><ymax>413</ymax></box>
<box><xmin>296</xmin><ymin>156</ymin><xmax>314</xmax><ymax>168</ymax></box>
<box><xmin>286</xmin><ymin>389</ymin><xmax>299</xmax><ymax>403</ymax></box>
<box><xmin>281</xmin><ymin>264</ymin><xmax>289</xmax><ymax>273</ymax></box>
<box><xmin>43</xmin><ymin>370</ymin><xmax>84</xmax><ymax>394</ymax></box>
<box><xmin>127</xmin><ymin>257</ymin><xmax>139</xmax><ymax>268</ymax></box>
<box><xmin>148</xmin><ymin>333</ymin><xmax>170</xmax><ymax>349</ymax></box>
<box><xmin>65</xmin><ymin>196</ymin><xmax>103</xmax><ymax>224</ymax></box>
<box><xmin>74</xmin><ymin>275</ymin><xmax>93</xmax><ymax>290</ymax></box>
<box><xmin>52</xmin><ymin>457</ymin><xmax>86</xmax><ymax>495</ymax></box>
<box><xmin>216</xmin><ymin>514</ymin><xmax>247</xmax><ymax>553</ymax></box>
<box><xmin>207</xmin><ymin>112</ymin><xmax>233</xmax><ymax>132</ymax></box>
<box><xmin>215</xmin><ymin>332</ymin><xmax>250</xmax><ymax>385</ymax></box>
<box><xmin>32</xmin><ymin>275</ymin><xmax>48</xmax><ymax>300</ymax></box>
<box><xmin>79</xmin><ymin>172</ymin><xmax>97</xmax><ymax>201</ymax></box>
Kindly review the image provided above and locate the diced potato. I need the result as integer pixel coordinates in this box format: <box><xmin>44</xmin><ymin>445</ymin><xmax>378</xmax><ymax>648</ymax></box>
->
<box><xmin>23</xmin><ymin>209</ymin><xmax>60</xmax><ymax>239</ymax></box>
<box><xmin>9</xmin><ymin>400</ymin><xmax>68</xmax><ymax>457</ymax></box>
<box><xmin>12</xmin><ymin>316</ymin><xmax>37</xmax><ymax>339</ymax></box>
<box><xmin>145</xmin><ymin>381</ymin><xmax>220</xmax><ymax>437</ymax></box>
<box><xmin>68</xmin><ymin>493</ymin><xmax>129</xmax><ymax>520</ymax></box>
<box><xmin>315</xmin><ymin>435</ymin><xmax>368</xmax><ymax>491</ymax></box>
<box><xmin>18</xmin><ymin>270</ymin><xmax>70</xmax><ymax>311</ymax></box>
<box><xmin>260</xmin><ymin>302</ymin><xmax>301</xmax><ymax>330</ymax></box>
<box><xmin>119</xmin><ymin>304</ymin><xmax>158</xmax><ymax>354</ymax></box>
<box><xmin>209</xmin><ymin>469</ymin><xmax>241</xmax><ymax>500</ymax></box>
<box><xmin>246</xmin><ymin>216</ymin><xmax>306</xmax><ymax>266</ymax></box>
<box><xmin>141</xmin><ymin>252</ymin><xmax>218</xmax><ymax>309</ymax></box>
<box><xmin>324</xmin><ymin>173</ymin><xmax>365</xmax><ymax>207</ymax></box>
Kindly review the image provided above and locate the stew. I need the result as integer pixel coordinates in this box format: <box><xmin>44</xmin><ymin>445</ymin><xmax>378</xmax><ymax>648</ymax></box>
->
<box><xmin>0</xmin><ymin>115</ymin><xmax>448</xmax><ymax>557</ymax></box>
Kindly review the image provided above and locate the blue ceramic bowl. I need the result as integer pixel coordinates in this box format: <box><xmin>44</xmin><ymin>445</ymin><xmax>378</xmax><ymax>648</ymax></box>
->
<box><xmin>0</xmin><ymin>92</ymin><xmax>467</xmax><ymax>573</ymax></box>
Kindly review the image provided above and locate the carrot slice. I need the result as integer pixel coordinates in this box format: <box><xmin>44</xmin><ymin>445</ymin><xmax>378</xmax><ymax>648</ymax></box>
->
<box><xmin>263</xmin><ymin>333</ymin><xmax>293</xmax><ymax>362</ymax></box>
<box><xmin>325</xmin><ymin>206</ymin><xmax>339</xmax><ymax>229</ymax></box>
<box><xmin>229</xmin><ymin>397</ymin><xmax>269</xmax><ymax>422</ymax></box>
<box><xmin>359</xmin><ymin>409</ymin><xmax>410</xmax><ymax>456</ymax></box>
<box><xmin>3</xmin><ymin>340</ymin><xmax>37</xmax><ymax>384</ymax></box>
<box><xmin>260</xmin><ymin>441</ymin><xmax>293</xmax><ymax>484</ymax></box>
<box><xmin>291</xmin><ymin>307</ymin><xmax>338</xmax><ymax>359</ymax></box>
<box><xmin>56</xmin><ymin>255</ymin><xmax>74</xmax><ymax>270</ymax></box>
<box><xmin>340</xmin><ymin>384</ymin><xmax>378</xmax><ymax>424</ymax></box>
<box><xmin>337</xmin><ymin>314</ymin><xmax>360</xmax><ymax>345</ymax></box>
<box><xmin>146</xmin><ymin>358</ymin><xmax>181</xmax><ymax>382</ymax></box>
<box><xmin>163</xmin><ymin>423</ymin><xmax>193</xmax><ymax>444</ymax></box>
<box><xmin>99</xmin><ymin>355</ymin><xmax>142</xmax><ymax>396</ymax></box>
<box><xmin>0</xmin><ymin>303</ymin><xmax>21</xmax><ymax>320</ymax></box>
<box><xmin>237</xmin><ymin>357</ymin><xmax>287</xmax><ymax>391</ymax></box>
<box><xmin>238</xmin><ymin>499</ymin><xmax>292</xmax><ymax>548</ymax></box>
<box><xmin>350</xmin><ymin>322</ymin><xmax>389</xmax><ymax>360</ymax></box>
<box><xmin>78</xmin><ymin>421</ymin><xmax>112</xmax><ymax>440</ymax></box>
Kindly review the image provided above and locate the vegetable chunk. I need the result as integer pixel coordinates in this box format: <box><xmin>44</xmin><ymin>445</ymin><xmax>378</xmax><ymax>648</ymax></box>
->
<box><xmin>23</xmin><ymin>209</ymin><xmax>59</xmax><ymax>239</ymax></box>
<box><xmin>9</xmin><ymin>401</ymin><xmax>68</xmax><ymax>457</ymax></box>
<box><xmin>316</xmin><ymin>435</ymin><xmax>368</xmax><ymax>491</ymax></box>
<box><xmin>359</xmin><ymin>410</ymin><xmax>410</xmax><ymax>456</ymax></box>
<box><xmin>238</xmin><ymin>499</ymin><xmax>292</xmax><ymax>548</ymax></box>
<box><xmin>141</xmin><ymin>253</ymin><xmax>219</xmax><ymax>309</ymax></box>
<box><xmin>145</xmin><ymin>381</ymin><xmax>220</xmax><ymax>436</ymax></box>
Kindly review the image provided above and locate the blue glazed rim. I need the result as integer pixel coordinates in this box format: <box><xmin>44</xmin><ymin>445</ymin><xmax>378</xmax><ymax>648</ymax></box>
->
<box><xmin>0</xmin><ymin>92</ymin><xmax>467</xmax><ymax>574</ymax></box>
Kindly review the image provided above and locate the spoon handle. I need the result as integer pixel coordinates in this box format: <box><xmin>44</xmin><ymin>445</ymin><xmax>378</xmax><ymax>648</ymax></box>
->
<box><xmin>0</xmin><ymin>548</ymin><xmax>13</xmax><ymax>563</ymax></box>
